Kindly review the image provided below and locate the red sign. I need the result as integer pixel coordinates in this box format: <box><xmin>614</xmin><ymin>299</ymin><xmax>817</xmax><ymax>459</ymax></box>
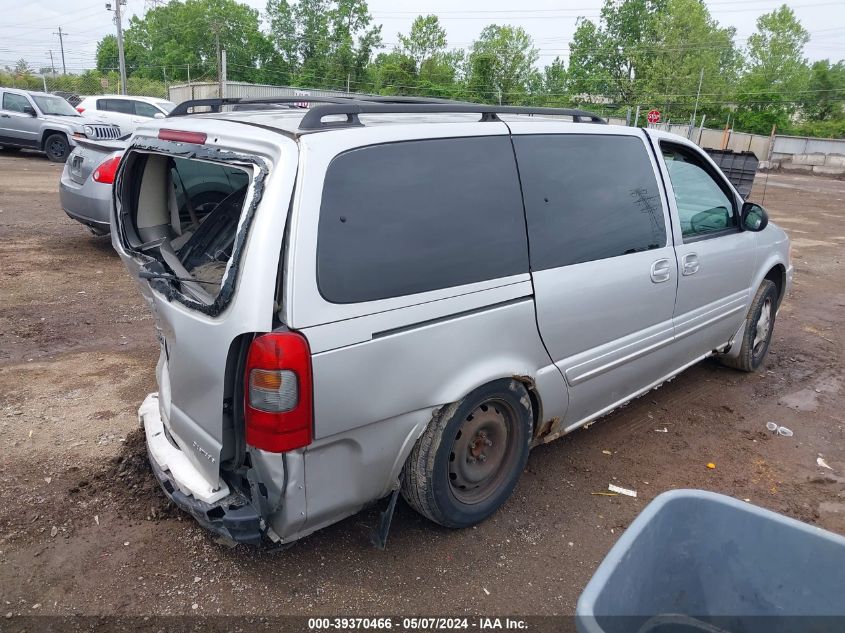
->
<box><xmin>647</xmin><ymin>109</ymin><xmax>661</xmax><ymax>124</ymax></box>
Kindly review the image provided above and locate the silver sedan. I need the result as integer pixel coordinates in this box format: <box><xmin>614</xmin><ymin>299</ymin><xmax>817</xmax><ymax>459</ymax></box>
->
<box><xmin>59</xmin><ymin>137</ymin><xmax>126</xmax><ymax>235</ymax></box>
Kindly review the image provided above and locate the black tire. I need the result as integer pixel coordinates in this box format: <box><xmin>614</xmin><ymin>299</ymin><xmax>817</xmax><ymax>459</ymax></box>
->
<box><xmin>401</xmin><ymin>379</ymin><xmax>533</xmax><ymax>528</ymax></box>
<box><xmin>44</xmin><ymin>133</ymin><xmax>70</xmax><ymax>163</ymax></box>
<box><xmin>720</xmin><ymin>280</ymin><xmax>778</xmax><ymax>372</ymax></box>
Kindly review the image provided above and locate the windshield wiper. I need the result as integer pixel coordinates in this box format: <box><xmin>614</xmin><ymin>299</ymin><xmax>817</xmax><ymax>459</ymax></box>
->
<box><xmin>138</xmin><ymin>270</ymin><xmax>218</xmax><ymax>287</ymax></box>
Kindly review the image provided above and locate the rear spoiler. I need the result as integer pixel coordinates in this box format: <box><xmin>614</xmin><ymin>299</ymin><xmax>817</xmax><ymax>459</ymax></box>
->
<box><xmin>72</xmin><ymin>135</ymin><xmax>128</xmax><ymax>153</ymax></box>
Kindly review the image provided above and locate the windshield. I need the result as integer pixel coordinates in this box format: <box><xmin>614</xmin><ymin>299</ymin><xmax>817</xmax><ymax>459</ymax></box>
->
<box><xmin>33</xmin><ymin>95</ymin><xmax>80</xmax><ymax>117</ymax></box>
<box><xmin>157</xmin><ymin>101</ymin><xmax>176</xmax><ymax>114</ymax></box>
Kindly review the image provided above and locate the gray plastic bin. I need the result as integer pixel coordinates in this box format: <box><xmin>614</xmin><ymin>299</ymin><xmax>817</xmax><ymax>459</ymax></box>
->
<box><xmin>576</xmin><ymin>490</ymin><xmax>845</xmax><ymax>633</ymax></box>
<box><xmin>705</xmin><ymin>150</ymin><xmax>759</xmax><ymax>199</ymax></box>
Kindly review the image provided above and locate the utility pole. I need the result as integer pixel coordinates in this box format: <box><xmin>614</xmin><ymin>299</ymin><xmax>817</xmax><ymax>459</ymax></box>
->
<box><xmin>53</xmin><ymin>27</ymin><xmax>67</xmax><ymax>74</ymax></box>
<box><xmin>221</xmin><ymin>49</ymin><xmax>227</xmax><ymax>97</ymax></box>
<box><xmin>689</xmin><ymin>67</ymin><xmax>704</xmax><ymax>140</ymax></box>
<box><xmin>214</xmin><ymin>28</ymin><xmax>223</xmax><ymax>98</ymax></box>
<box><xmin>106</xmin><ymin>0</ymin><xmax>128</xmax><ymax>95</ymax></box>
<box><xmin>49</xmin><ymin>50</ymin><xmax>56</xmax><ymax>76</ymax></box>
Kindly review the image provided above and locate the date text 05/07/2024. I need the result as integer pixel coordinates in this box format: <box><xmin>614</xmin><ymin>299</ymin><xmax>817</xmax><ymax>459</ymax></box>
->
<box><xmin>307</xmin><ymin>617</ymin><xmax>530</xmax><ymax>630</ymax></box>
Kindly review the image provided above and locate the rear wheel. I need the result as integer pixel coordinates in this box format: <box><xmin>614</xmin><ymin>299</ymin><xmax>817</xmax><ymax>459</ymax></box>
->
<box><xmin>401</xmin><ymin>379</ymin><xmax>532</xmax><ymax>528</ymax></box>
<box><xmin>720</xmin><ymin>280</ymin><xmax>778</xmax><ymax>372</ymax></box>
<box><xmin>44</xmin><ymin>133</ymin><xmax>70</xmax><ymax>163</ymax></box>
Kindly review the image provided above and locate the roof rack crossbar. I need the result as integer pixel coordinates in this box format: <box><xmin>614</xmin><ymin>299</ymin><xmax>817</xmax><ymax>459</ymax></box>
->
<box><xmin>298</xmin><ymin>103</ymin><xmax>606</xmax><ymax>130</ymax></box>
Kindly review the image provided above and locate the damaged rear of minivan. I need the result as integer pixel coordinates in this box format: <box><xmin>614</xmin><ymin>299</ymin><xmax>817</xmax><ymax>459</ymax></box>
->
<box><xmin>112</xmin><ymin>120</ymin><xmax>301</xmax><ymax>544</ymax></box>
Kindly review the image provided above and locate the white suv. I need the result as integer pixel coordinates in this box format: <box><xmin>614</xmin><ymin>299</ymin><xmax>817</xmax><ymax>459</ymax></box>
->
<box><xmin>77</xmin><ymin>94</ymin><xmax>176</xmax><ymax>134</ymax></box>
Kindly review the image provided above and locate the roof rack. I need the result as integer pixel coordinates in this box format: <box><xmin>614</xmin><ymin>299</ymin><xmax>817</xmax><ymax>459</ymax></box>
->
<box><xmin>168</xmin><ymin>95</ymin><xmax>607</xmax><ymax>129</ymax></box>
<box><xmin>168</xmin><ymin>96</ymin><xmax>354</xmax><ymax>117</ymax></box>
<box><xmin>298</xmin><ymin>103</ymin><xmax>605</xmax><ymax>130</ymax></box>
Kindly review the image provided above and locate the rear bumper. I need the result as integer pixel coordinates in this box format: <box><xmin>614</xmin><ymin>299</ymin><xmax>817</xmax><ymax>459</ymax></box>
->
<box><xmin>139</xmin><ymin>393</ymin><xmax>264</xmax><ymax>545</ymax></box>
<box><xmin>59</xmin><ymin>169</ymin><xmax>112</xmax><ymax>234</ymax></box>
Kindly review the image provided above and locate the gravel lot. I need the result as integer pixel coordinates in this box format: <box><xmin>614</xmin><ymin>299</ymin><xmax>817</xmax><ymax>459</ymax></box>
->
<box><xmin>1</xmin><ymin>152</ymin><xmax>843</xmax><ymax>618</ymax></box>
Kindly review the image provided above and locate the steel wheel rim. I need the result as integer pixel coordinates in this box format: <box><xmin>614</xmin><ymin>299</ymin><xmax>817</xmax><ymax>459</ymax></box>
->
<box><xmin>448</xmin><ymin>399</ymin><xmax>519</xmax><ymax>505</ymax></box>
<box><xmin>48</xmin><ymin>139</ymin><xmax>66</xmax><ymax>159</ymax></box>
<box><xmin>753</xmin><ymin>297</ymin><xmax>773</xmax><ymax>355</ymax></box>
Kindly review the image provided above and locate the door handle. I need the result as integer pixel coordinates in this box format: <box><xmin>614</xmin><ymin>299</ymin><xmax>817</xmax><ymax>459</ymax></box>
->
<box><xmin>682</xmin><ymin>253</ymin><xmax>700</xmax><ymax>276</ymax></box>
<box><xmin>650</xmin><ymin>258</ymin><xmax>671</xmax><ymax>283</ymax></box>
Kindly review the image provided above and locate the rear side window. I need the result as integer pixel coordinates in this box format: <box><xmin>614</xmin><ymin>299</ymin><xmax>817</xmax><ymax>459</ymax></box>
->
<box><xmin>513</xmin><ymin>134</ymin><xmax>667</xmax><ymax>270</ymax></box>
<box><xmin>317</xmin><ymin>136</ymin><xmax>528</xmax><ymax>303</ymax></box>
<box><xmin>98</xmin><ymin>98</ymin><xmax>133</xmax><ymax>114</ymax></box>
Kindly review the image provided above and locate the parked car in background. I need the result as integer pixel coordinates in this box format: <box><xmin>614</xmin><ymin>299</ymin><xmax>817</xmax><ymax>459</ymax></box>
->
<box><xmin>77</xmin><ymin>95</ymin><xmax>176</xmax><ymax>134</ymax></box>
<box><xmin>59</xmin><ymin>137</ymin><xmax>126</xmax><ymax>235</ymax></box>
<box><xmin>52</xmin><ymin>91</ymin><xmax>84</xmax><ymax>107</ymax></box>
<box><xmin>113</xmin><ymin>97</ymin><xmax>792</xmax><ymax>547</ymax></box>
<box><xmin>0</xmin><ymin>88</ymin><xmax>121</xmax><ymax>162</ymax></box>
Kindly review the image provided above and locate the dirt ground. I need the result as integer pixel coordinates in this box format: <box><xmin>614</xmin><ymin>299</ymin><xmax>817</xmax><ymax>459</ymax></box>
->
<box><xmin>1</xmin><ymin>152</ymin><xmax>844</xmax><ymax>619</ymax></box>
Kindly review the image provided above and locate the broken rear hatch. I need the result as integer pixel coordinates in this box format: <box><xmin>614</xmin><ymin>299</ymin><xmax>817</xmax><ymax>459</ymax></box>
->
<box><xmin>112</xmin><ymin>120</ymin><xmax>298</xmax><ymax>495</ymax></box>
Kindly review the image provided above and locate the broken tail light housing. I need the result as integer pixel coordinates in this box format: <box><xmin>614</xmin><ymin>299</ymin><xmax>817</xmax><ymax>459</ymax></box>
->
<box><xmin>244</xmin><ymin>331</ymin><xmax>313</xmax><ymax>453</ymax></box>
<box><xmin>92</xmin><ymin>154</ymin><xmax>123</xmax><ymax>184</ymax></box>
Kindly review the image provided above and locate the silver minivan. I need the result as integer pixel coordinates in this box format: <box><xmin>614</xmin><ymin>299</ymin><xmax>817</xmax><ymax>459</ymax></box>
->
<box><xmin>112</xmin><ymin>98</ymin><xmax>792</xmax><ymax>546</ymax></box>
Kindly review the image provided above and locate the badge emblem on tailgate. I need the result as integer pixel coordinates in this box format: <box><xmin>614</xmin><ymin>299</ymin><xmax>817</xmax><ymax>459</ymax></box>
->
<box><xmin>192</xmin><ymin>441</ymin><xmax>216</xmax><ymax>463</ymax></box>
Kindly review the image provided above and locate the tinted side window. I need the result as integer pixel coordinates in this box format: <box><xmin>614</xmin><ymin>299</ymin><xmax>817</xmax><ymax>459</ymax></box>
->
<box><xmin>514</xmin><ymin>134</ymin><xmax>667</xmax><ymax>270</ymax></box>
<box><xmin>317</xmin><ymin>136</ymin><xmax>528</xmax><ymax>303</ymax></box>
<box><xmin>98</xmin><ymin>99</ymin><xmax>134</xmax><ymax>114</ymax></box>
<box><xmin>134</xmin><ymin>101</ymin><xmax>160</xmax><ymax>117</ymax></box>
<box><xmin>3</xmin><ymin>93</ymin><xmax>31</xmax><ymax>113</ymax></box>
<box><xmin>661</xmin><ymin>143</ymin><xmax>737</xmax><ymax>239</ymax></box>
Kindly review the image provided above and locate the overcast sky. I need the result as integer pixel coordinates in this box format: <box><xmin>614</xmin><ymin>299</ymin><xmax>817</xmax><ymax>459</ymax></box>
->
<box><xmin>1</xmin><ymin>0</ymin><xmax>843</xmax><ymax>74</ymax></box>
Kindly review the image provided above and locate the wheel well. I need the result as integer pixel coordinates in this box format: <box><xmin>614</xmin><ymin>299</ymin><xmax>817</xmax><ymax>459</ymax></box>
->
<box><xmin>41</xmin><ymin>129</ymin><xmax>67</xmax><ymax>149</ymax></box>
<box><xmin>511</xmin><ymin>376</ymin><xmax>542</xmax><ymax>436</ymax></box>
<box><xmin>764</xmin><ymin>264</ymin><xmax>786</xmax><ymax>306</ymax></box>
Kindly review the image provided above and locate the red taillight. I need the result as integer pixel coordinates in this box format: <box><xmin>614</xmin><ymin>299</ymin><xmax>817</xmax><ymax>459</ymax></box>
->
<box><xmin>76</xmin><ymin>106</ymin><xmax>85</xmax><ymax>113</ymax></box>
<box><xmin>92</xmin><ymin>154</ymin><xmax>123</xmax><ymax>184</ymax></box>
<box><xmin>158</xmin><ymin>129</ymin><xmax>207</xmax><ymax>144</ymax></box>
<box><xmin>244</xmin><ymin>331</ymin><xmax>313</xmax><ymax>453</ymax></box>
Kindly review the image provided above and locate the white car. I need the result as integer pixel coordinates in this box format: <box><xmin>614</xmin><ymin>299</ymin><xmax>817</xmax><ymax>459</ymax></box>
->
<box><xmin>76</xmin><ymin>95</ymin><xmax>176</xmax><ymax>134</ymax></box>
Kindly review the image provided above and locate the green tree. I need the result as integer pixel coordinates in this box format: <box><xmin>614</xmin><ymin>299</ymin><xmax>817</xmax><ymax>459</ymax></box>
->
<box><xmin>801</xmin><ymin>60</ymin><xmax>845</xmax><ymax>122</ymax></box>
<box><xmin>467</xmin><ymin>25</ymin><xmax>539</xmax><ymax>104</ymax></box>
<box><xmin>398</xmin><ymin>15</ymin><xmax>447</xmax><ymax>73</ymax></box>
<box><xmin>324</xmin><ymin>0</ymin><xmax>382</xmax><ymax>90</ymax></box>
<box><xmin>368</xmin><ymin>50</ymin><xmax>418</xmax><ymax>95</ymax></box>
<box><xmin>568</xmin><ymin>0</ymin><xmax>667</xmax><ymax>105</ymax></box>
<box><xmin>265</xmin><ymin>0</ymin><xmax>381</xmax><ymax>90</ymax></box>
<box><xmin>640</xmin><ymin>0</ymin><xmax>740</xmax><ymax>120</ymax></box>
<box><xmin>118</xmin><ymin>0</ymin><xmax>276</xmax><ymax>84</ymax></box>
<box><xmin>13</xmin><ymin>59</ymin><xmax>33</xmax><ymax>77</ymax></box>
<box><xmin>735</xmin><ymin>5</ymin><xmax>810</xmax><ymax>134</ymax></box>
<box><xmin>542</xmin><ymin>56</ymin><xmax>569</xmax><ymax>106</ymax></box>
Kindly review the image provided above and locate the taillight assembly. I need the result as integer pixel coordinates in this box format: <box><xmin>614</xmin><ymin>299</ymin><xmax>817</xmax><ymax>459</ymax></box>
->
<box><xmin>92</xmin><ymin>154</ymin><xmax>123</xmax><ymax>184</ymax></box>
<box><xmin>244</xmin><ymin>331</ymin><xmax>313</xmax><ymax>453</ymax></box>
<box><xmin>76</xmin><ymin>106</ymin><xmax>85</xmax><ymax>113</ymax></box>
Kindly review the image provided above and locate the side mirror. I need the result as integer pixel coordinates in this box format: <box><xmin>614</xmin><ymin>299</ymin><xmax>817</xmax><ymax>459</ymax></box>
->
<box><xmin>741</xmin><ymin>202</ymin><xmax>769</xmax><ymax>232</ymax></box>
<box><xmin>23</xmin><ymin>106</ymin><xmax>36</xmax><ymax>116</ymax></box>
<box><xmin>153</xmin><ymin>112</ymin><xmax>165</xmax><ymax>119</ymax></box>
